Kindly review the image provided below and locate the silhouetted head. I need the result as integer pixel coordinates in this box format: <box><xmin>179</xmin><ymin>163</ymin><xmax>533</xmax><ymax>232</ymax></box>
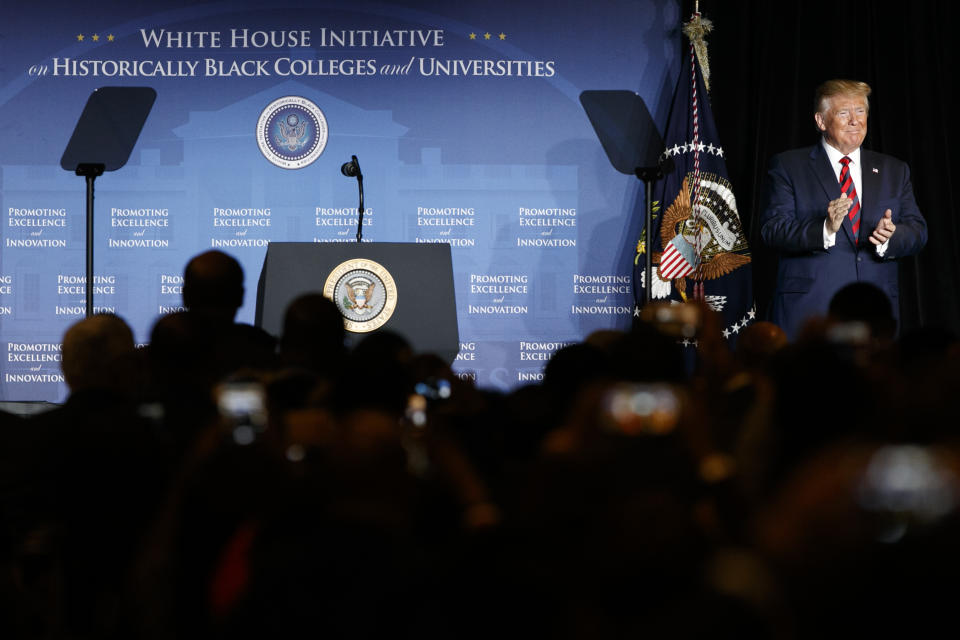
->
<box><xmin>584</xmin><ymin>329</ymin><xmax>626</xmax><ymax>352</ymax></box>
<box><xmin>543</xmin><ymin>342</ymin><xmax>611</xmax><ymax>403</ymax></box>
<box><xmin>183</xmin><ymin>250</ymin><xmax>245</xmax><ymax>321</ymax></box>
<box><xmin>610</xmin><ymin>320</ymin><xmax>686</xmax><ymax>383</ymax></box>
<box><xmin>828</xmin><ymin>281</ymin><xmax>896</xmax><ymax>341</ymax></box>
<box><xmin>280</xmin><ymin>293</ymin><xmax>346</xmax><ymax>373</ymax></box>
<box><xmin>61</xmin><ymin>313</ymin><xmax>136</xmax><ymax>393</ymax></box>
<box><xmin>337</xmin><ymin>330</ymin><xmax>413</xmax><ymax>414</ymax></box>
<box><xmin>148</xmin><ymin>311</ymin><xmax>218</xmax><ymax>390</ymax></box>
<box><xmin>736</xmin><ymin>320</ymin><xmax>788</xmax><ymax>370</ymax></box>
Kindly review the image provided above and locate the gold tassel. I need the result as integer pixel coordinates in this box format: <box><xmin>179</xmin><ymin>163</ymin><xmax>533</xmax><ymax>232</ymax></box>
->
<box><xmin>682</xmin><ymin>14</ymin><xmax>713</xmax><ymax>92</ymax></box>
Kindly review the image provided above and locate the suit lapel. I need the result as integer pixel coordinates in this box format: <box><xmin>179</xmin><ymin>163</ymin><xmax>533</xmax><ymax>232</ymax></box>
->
<box><xmin>809</xmin><ymin>144</ymin><xmax>855</xmax><ymax>247</ymax></box>
<box><xmin>860</xmin><ymin>149</ymin><xmax>881</xmax><ymax>244</ymax></box>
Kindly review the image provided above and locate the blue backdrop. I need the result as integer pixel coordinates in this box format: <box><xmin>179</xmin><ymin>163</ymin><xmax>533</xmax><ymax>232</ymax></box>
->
<box><xmin>0</xmin><ymin>0</ymin><xmax>682</xmax><ymax>401</ymax></box>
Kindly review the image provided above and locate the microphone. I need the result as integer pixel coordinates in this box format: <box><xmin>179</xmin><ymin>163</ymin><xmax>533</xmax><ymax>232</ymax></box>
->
<box><xmin>341</xmin><ymin>155</ymin><xmax>362</xmax><ymax>178</ymax></box>
<box><xmin>340</xmin><ymin>155</ymin><xmax>365</xmax><ymax>242</ymax></box>
<box><xmin>658</xmin><ymin>153</ymin><xmax>675</xmax><ymax>177</ymax></box>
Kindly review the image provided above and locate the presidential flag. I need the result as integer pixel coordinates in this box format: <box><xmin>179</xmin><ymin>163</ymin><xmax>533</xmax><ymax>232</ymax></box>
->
<box><xmin>636</xmin><ymin>12</ymin><xmax>754</xmax><ymax>342</ymax></box>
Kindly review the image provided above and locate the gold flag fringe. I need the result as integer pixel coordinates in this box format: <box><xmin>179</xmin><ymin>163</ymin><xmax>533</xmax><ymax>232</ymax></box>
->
<box><xmin>682</xmin><ymin>13</ymin><xmax>713</xmax><ymax>91</ymax></box>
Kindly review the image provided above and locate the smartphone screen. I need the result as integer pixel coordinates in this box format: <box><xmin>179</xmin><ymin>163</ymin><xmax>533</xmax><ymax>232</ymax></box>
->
<box><xmin>601</xmin><ymin>383</ymin><xmax>682</xmax><ymax>436</ymax></box>
<box><xmin>215</xmin><ymin>382</ymin><xmax>267</xmax><ymax>445</ymax></box>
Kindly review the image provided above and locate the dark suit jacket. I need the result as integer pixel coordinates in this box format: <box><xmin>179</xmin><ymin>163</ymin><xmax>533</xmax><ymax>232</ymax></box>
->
<box><xmin>760</xmin><ymin>143</ymin><xmax>927</xmax><ymax>339</ymax></box>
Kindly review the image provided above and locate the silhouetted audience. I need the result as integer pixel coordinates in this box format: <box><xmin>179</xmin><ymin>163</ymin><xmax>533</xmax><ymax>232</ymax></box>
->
<box><xmin>827</xmin><ymin>280</ymin><xmax>898</xmax><ymax>342</ymax></box>
<box><xmin>182</xmin><ymin>250</ymin><xmax>245</xmax><ymax>323</ymax></box>
<box><xmin>735</xmin><ymin>321</ymin><xmax>788</xmax><ymax>371</ymax></box>
<box><xmin>3</xmin><ymin>314</ymin><xmax>167</xmax><ymax>639</ymax></box>
<box><xmin>182</xmin><ymin>249</ymin><xmax>278</xmax><ymax>374</ymax></box>
<box><xmin>2</xmin><ymin>250</ymin><xmax>956</xmax><ymax>639</ymax></box>
<box><xmin>278</xmin><ymin>293</ymin><xmax>346</xmax><ymax>377</ymax></box>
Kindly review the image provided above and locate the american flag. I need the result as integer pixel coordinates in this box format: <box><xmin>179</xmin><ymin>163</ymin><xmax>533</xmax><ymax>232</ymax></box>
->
<box><xmin>635</xmin><ymin>12</ymin><xmax>754</xmax><ymax>342</ymax></box>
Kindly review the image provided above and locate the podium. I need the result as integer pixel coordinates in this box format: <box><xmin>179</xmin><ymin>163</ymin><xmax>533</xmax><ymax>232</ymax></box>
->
<box><xmin>255</xmin><ymin>242</ymin><xmax>460</xmax><ymax>363</ymax></box>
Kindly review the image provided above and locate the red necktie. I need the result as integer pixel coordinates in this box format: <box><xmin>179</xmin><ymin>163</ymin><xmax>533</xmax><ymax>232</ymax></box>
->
<box><xmin>839</xmin><ymin>156</ymin><xmax>860</xmax><ymax>244</ymax></box>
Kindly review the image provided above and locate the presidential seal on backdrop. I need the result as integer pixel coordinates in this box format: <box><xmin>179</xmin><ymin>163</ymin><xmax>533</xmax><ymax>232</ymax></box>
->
<box><xmin>256</xmin><ymin>96</ymin><xmax>328</xmax><ymax>169</ymax></box>
<box><xmin>323</xmin><ymin>259</ymin><xmax>398</xmax><ymax>333</ymax></box>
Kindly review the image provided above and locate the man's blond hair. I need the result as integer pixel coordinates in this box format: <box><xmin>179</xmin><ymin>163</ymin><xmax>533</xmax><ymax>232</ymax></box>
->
<box><xmin>815</xmin><ymin>79</ymin><xmax>871</xmax><ymax>114</ymax></box>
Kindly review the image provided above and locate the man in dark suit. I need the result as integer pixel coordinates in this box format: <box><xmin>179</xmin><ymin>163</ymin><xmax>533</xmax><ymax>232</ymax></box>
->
<box><xmin>760</xmin><ymin>79</ymin><xmax>927</xmax><ymax>340</ymax></box>
<box><xmin>181</xmin><ymin>249</ymin><xmax>278</xmax><ymax>372</ymax></box>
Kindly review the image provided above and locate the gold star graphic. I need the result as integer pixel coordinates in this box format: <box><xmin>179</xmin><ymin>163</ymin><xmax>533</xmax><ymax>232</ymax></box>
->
<box><xmin>92</xmin><ymin>34</ymin><xmax>100</xmax><ymax>42</ymax></box>
<box><xmin>483</xmin><ymin>32</ymin><xmax>491</xmax><ymax>40</ymax></box>
<box><xmin>469</xmin><ymin>33</ymin><xmax>477</xmax><ymax>40</ymax></box>
<box><xmin>499</xmin><ymin>33</ymin><xmax>506</xmax><ymax>40</ymax></box>
<box><xmin>76</xmin><ymin>34</ymin><xmax>84</xmax><ymax>41</ymax></box>
<box><xmin>107</xmin><ymin>34</ymin><xmax>115</xmax><ymax>42</ymax></box>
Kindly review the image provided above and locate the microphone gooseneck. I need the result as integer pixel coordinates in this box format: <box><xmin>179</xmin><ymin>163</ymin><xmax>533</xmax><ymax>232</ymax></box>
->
<box><xmin>340</xmin><ymin>155</ymin><xmax>365</xmax><ymax>242</ymax></box>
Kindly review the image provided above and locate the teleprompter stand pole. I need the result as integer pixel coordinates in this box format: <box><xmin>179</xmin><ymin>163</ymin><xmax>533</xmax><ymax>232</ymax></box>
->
<box><xmin>76</xmin><ymin>163</ymin><xmax>104</xmax><ymax>317</ymax></box>
<box><xmin>635</xmin><ymin>165</ymin><xmax>665</xmax><ymax>305</ymax></box>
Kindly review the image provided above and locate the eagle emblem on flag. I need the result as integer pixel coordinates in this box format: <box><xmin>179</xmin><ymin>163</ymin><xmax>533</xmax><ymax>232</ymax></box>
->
<box><xmin>654</xmin><ymin>175</ymin><xmax>750</xmax><ymax>301</ymax></box>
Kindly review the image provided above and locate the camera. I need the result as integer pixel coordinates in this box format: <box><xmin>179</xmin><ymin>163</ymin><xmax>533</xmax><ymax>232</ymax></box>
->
<box><xmin>404</xmin><ymin>378</ymin><xmax>452</xmax><ymax>430</ymax></box>
<box><xmin>857</xmin><ymin>444</ymin><xmax>960</xmax><ymax>542</ymax></box>
<box><xmin>600</xmin><ymin>382</ymin><xmax>683</xmax><ymax>436</ymax></box>
<box><xmin>414</xmin><ymin>377</ymin><xmax>452</xmax><ymax>401</ymax></box>
<box><xmin>640</xmin><ymin>301</ymin><xmax>701</xmax><ymax>338</ymax></box>
<box><xmin>215</xmin><ymin>381</ymin><xmax>267</xmax><ymax>445</ymax></box>
<box><xmin>827</xmin><ymin>320</ymin><xmax>870</xmax><ymax>346</ymax></box>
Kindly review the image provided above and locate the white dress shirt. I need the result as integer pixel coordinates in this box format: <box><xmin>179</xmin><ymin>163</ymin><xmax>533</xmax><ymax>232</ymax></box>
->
<box><xmin>821</xmin><ymin>139</ymin><xmax>888</xmax><ymax>255</ymax></box>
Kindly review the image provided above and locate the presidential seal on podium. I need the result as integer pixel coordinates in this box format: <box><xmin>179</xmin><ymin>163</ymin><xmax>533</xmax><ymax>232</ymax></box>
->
<box><xmin>323</xmin><ymin>258</ymin><xmax>398</xmax><ymax>333</ymax></box>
